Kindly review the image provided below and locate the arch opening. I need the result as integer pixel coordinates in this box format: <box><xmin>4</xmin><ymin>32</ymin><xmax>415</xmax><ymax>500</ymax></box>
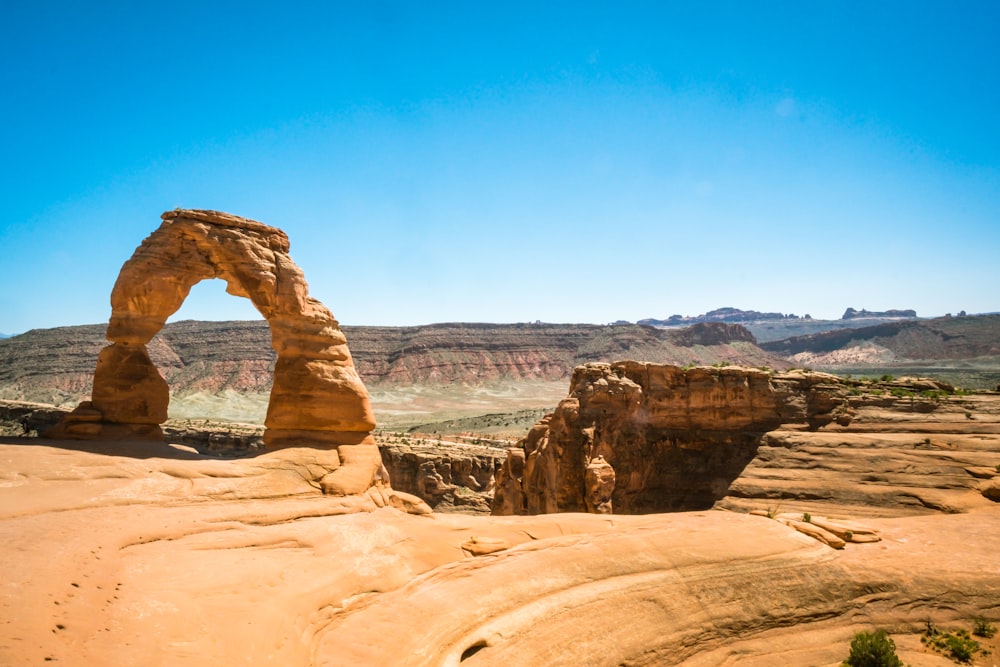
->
<box><xmin>165</xmin><ymin>277</ymin><xmax>264</xmax><ymax>325</ymax></box>
<box><xmin>155</xmin><ymin>278</ymin><xmax>273</xmax><ymax>424</ymax></box>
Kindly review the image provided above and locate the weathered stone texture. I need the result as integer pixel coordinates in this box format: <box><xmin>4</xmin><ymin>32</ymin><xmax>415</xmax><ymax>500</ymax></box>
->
<box><xmin>493</xmin><ymin>362</ymin><xmax>848</xmax><ymax>515</ymax></box>
<box><xmin>47</xmin><ymin>209</ymin><xmax>391</xmax><ymax>498</ymax></box>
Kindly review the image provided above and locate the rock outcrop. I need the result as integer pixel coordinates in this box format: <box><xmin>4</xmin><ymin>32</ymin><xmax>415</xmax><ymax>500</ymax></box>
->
<box><xmin>47</xmin><ymin>209</ymin><xmax>386</xmax><ymax>497</ymax></box>
<box><xmin>378</xmin><ymin>440</ymin><xmax>501</xmax><ymax>513</ymax></box>
<box><xmin>494</xmin><ymin>363</ymin><xmax>1000</xmax><ymax>517</ymax></box>
<box><xmin>0</xmin><ymin>399</ymin><xmax>66</xmax><ymax>436</ymax></box>
<box><xmin>493</xmin><ymin>362</ymin><xmax>847</xmax><ymax>515</ymax></box>
<box><xmin>842</xmin><ymin>307</ymin><xmax>917</xmax><ymax>319</ymax></box>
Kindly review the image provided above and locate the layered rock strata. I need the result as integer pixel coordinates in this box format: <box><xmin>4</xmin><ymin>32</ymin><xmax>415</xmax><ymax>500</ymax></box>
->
<box><xmin>47</xmin><ymin>209</ymin><xmax>385</xmax><ymax>497</ymax></box>
<box><xmin>378</xmin><ymin>440</ymin><xmax>502</xmax><ymax>513</ymax></box>
<box><xmin>493</xmin><ymin>362</ymin><xmax>846</xmax><ymax>515</ymax></box>
<box><xmin>493</xmin><ymin>363</ymin><xmax>997</xmax><ymax>516</ymax></box>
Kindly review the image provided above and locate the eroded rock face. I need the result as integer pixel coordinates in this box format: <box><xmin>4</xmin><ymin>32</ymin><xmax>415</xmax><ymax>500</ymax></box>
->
<box><xmin>47</xmin><ymin>209</ymin><xmax>384</xmax><ymax>497</ymax></box>
<box><xmin>378</xmin><ymin>441</ymin><xmax>501</xmax><ymax>513</ymax></box>
<box><xmin>493</xmin><ymin>362</ymin><xmax>849</xmax><ymax>515</ymax></box>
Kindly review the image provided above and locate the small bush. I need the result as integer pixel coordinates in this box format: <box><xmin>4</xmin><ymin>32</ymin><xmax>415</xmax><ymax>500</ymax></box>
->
<box><xmin>944</xmin><ymin>631</ymin><xmax>979</xmax><ymax>662</ymax></box>
<box><xmin>973</xmin><ymin>615</ymin><xmax>997</xmax><ymax>638</ymax></box>
<box><xmin>843</xmin><ymin>629</ymin><xmax>903</xmax><ymax>667</ymax></box>
<box><xmin>802</xmin><ymin>512</ymin><xmax>812</xmax><ymax>523</ymax></box>
<box><xmin>924</xmin><ymin>624</ymin><xmax>984</xmax><ymax>663</ymax></box>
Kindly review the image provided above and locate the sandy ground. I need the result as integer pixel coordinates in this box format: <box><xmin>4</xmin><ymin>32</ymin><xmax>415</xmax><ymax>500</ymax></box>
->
<box><xmin>1</xmin><ymin>436</ymin><xmax>998</xmax><ymax>666</ymax></box>
<box><xmin>167</xmin><ymin>381</ymin><xmax>569</xmax><ymax>428</ymax></box>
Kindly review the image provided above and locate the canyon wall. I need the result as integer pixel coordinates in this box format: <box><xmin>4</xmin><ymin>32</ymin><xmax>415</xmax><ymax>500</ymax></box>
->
<box><xmin>0</xmin><ymin>321</ymin><xmax>789</xmax><ymax>408</ymax></box>
<box><xmin>493</xmin><ymin>363</ymin><xmax>1000</xmax><ymax>517</ymax></box>
<box><xmin>493</xmin><ymin>362</ymin><xmax>846</xmax><ymax>515</ymax></box>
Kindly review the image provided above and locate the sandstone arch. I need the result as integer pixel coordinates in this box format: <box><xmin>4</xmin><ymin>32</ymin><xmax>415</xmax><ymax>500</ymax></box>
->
<box><xmin>51</xmin><ymin>209</ymin><xmax>383</xmax><ymax>495</ymax></box>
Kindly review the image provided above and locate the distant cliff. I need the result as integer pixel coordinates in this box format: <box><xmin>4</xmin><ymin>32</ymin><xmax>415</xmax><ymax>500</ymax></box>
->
<box><xmin>638</xmin><ymin>307</ymin><xmax>809</xmax><ymax>326</ymax></box>
<box><xmin>761</xmin><ymin>314</ymin><xmax>1000</xmax><ymax>362</ymax></box>
<box><xmin>842</xmin><ymin>307</ymin><xmax>917</xmax><ymax>319</ymax></box>
<box><xmin>0</xmin><ymin>320</ymin><xmax>788</xmax><ymax>407</ymax></box>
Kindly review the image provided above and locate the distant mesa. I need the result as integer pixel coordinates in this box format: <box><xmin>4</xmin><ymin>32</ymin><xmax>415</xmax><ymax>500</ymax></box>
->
<box><xmin>638</xmin><ymin>307</ymin><xmax>810</xmax><ymax>327</ymax></box>
<box><xmin>0</xmin><ymin>320</ymin><xmax>790</xmax><ymax>408</ymax></box>
<box><xmin>670</xmin><ymin>321</ymin><xmax>757</xmax><ymax>346</ymax></box>
<box><xmin>841</xmin><ymin>307</ymin><xmax>917</xmax><ymax>320</ymax></box>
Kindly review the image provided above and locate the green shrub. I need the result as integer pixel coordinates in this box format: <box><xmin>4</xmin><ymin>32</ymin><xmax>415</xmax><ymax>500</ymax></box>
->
<box><xmin>973</xmin><ymin>615</ymin><xmax>997</xmax><ymax>638</ymax></box>
<box><xmin>843</xmin><ymin>629</ymin><xmax>903</xmax><ymax>667</ymax></box>
<box><xmin>802</xmin><ymin>512</ymin><xmax>811</xmax><ymax>523</ymax></box>
<box><xmin>880</xmin><ymin>374</ymin><xmax>895</xmax><ymax>382</ymax></box>
<box><xmin>924</xmin><ymin>625</ymin><xmax>984</xmax><ymax>663</ymax></box>
<box><xmin>943</xmin><ymin>631</ymin><xmax>979</xmax><ymax>662</ymax></box>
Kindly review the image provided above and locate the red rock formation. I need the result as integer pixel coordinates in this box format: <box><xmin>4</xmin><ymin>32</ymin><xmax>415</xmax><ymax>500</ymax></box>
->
<box><xmin>48</xmin><ymin>209</ymin><xmax>383</xmax><ymax>496</ymax></box>
<box><xmin>493</xmin><ymin>362</ymin><xmax>848</xmax><ymax>515</ymax></box>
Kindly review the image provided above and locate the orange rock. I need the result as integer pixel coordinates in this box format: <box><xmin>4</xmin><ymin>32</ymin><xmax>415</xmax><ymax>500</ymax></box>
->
<box><xmin>493</xmin><ymin>362</ymin><xmax>849</xmax><ymax>515</ymax></box>
<box><xmin>47</xmin><ymin>209</ymin><xmax>391</xmax><ymax>499</ymax></box>
<box><xmin>585</xmin><ymin>455</ymin><xmax>615</xmax><ymax>514</ymax></box>
<box><xmin>91</xmin><ymin>343</ymin><xmax>169</xmax><ymax>425</ymax></box>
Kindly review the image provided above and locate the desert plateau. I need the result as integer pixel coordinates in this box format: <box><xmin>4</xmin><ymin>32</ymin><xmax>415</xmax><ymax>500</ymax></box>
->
<box><xmin>1</xmin><ymin>209</ymin><xmax>998</xmax><ymax>666</ymax></box>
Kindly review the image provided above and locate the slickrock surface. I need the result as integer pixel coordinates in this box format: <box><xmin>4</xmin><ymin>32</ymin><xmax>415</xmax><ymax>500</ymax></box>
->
<box><xmin>720</xmin><ymin>391</ymin><xmax>1000</xmax><ymax>517</ymax></box>
<box><xmin>1</xmin><ymin>400</ymin><xmax>501</xmax><ymax>513</ymax></box>
<box><xmin>1</xmin><ymin>436</ymin><xmax>997</xmax><ymax>666</ymax></box>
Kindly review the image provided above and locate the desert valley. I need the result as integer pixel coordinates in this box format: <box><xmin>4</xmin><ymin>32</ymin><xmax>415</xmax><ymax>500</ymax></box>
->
<box><xmin>0</xmin><ymin>210</ymin><xmax>998</xmax><ymax>666</ymax></box>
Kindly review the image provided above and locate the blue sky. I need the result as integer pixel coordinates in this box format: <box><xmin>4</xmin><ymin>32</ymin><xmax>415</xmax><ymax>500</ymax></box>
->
<box><xmin>2</xmin><ymin>1</ymin><xmax>998</xmax><ymax>334</ymax></box>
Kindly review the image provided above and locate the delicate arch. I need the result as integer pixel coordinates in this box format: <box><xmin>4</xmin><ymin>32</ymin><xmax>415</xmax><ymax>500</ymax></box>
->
<box><xmin>50</xmin><ymin>210</ymin><xmax>381</xmax><ymax>494</ymax></box>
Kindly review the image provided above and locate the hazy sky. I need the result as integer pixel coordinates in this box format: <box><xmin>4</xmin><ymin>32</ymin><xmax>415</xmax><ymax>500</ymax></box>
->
<box><xmin>2</xmin><ymin>1</ymin><xmax>998</xmax><ymax>334</ymax></box>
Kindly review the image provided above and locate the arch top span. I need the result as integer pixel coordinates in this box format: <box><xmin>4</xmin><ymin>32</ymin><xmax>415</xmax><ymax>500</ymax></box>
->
<box><xmin>49</xmin><ymin>209</ymin><xmax>383</xmax><ymax>496</ymax></box>
<box><xmin>108</xmin><ymin>209</ymin><xmax>299</xmax><ymax>344</ymax></box>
